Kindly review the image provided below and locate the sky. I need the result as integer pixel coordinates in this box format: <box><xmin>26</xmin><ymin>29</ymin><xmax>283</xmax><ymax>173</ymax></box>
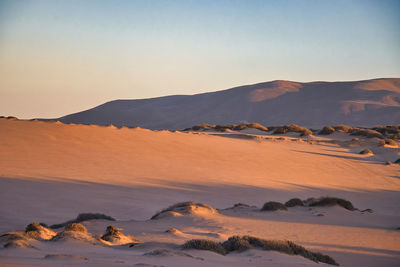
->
<box><xmin>0</xmin><ymin>0</ymin><xmax>399</xmax><ymax>119</ymax></box>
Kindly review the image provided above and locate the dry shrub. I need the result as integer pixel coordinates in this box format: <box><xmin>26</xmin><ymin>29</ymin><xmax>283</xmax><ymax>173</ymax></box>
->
<box><xmin>300</xmin><ymin>129</ymin><xmax>313</xmax><ymax>136</ymax></box>
<box><xmin>182</xmin><ymin>239</ymin><xmax>226</xmax><ymax>255</ymax></box>
<box><xmin>318</xmin><ymin>126</ymin><xmax>335</xmax><ymax>135</ymax></box>
<box><xmin>395</xmin><ymin>158</ymin><xmax>400</xmax><ymax>164</ymax></box>
<box><xmin>359</xmin><ymin>149</ymin><xmax>373</xmax><ymax>155</ymax></box>
<box><xmin>334</xmin><ymin>125</ymin><xmax>353</xmax><ymax>133</ymax></box>
<box><xmin>309</xmin><ymin>197</ymin><xmax>355</xmax><ymax>211</ymax></box>
<box><xmin>384</xmin><ymin>139</ymin><xmax>397</xmax><ymax>146</ymax></box>
<box><xmin>151</xmin><ymin>201</ymin><xmax>218</xmax><ymax>220</ymax></box>
<box><xmin>221</xmin><ymin>236</ymin><xmax>338</xmax><ymax>265</ymax></box>
<box><xmin>50</xmin><ymin>213</ymin><xmax>115</xmax><ymax>229</ymax></box>
<box><xmin>261</xmin><ymin>201</ymin><xmax>287</xmax><ymax>211</ymax></box>
<box><xmin>192</xmin><ymin>124</ymin><xmax>212</xmax><ymax>131</ymax></box>
<box><xmin>65</xmin><ymin>223</ymin><xmax>87</xmax><ymax>233</ymax></box>
<box><xmin>25</xmin><ymin>222</ymin><xmax>56</xmax><ymax>240</ymax></box>
<box><xmin>350</xmin><ymin>129</ymin><xmax>383</xmax><ymax>139</ymax></box>
<box><xmin>285</xmin><ymin>198</ymin><xmax>304</xmax><ymax>207</ymax></box>
<box><xmin>273</xmin><ymin>124</ymin><xmax>308</xmax><ymax>135</ymax></box>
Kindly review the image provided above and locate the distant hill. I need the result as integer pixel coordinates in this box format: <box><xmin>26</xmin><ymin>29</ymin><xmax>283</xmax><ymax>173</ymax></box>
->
<box><xmin>57</xmin><ymin>78</ymin><xmax>400</xmax><ymax>129</ymax></box>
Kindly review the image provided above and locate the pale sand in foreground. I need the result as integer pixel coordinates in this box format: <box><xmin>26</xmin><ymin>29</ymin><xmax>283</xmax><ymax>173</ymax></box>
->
<box><xmin>0</xmin><ymin>119</ymin><xmax>399</xmax><ymax>266</ymax></box>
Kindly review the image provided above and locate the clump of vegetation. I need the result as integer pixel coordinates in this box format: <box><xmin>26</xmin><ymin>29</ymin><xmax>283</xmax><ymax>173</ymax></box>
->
<box><xmin>185</xmin><ymin>123</ymin><xmax>269</xmax><ymax>132</ymax></box>
<box><xmin>273</xmin><ymin>124</ymin><xmax>309</xmax><ymax>135</ymax></box>
<box><xmin>318</xmin><ymin>126</ymin><xmax>335</xmax><ymax>135</ymax></box>
<box><xmin>24</xmin><ymin>222</ymin><xmax>56</xmax><ymax>240</ymax></box>
<box><xmin>261</xmin><ymin>201</ymin><xmax>287</xmax><ymax>211</ymax></box>
<box><xmin>192</xmin><ymin>123</ymin><xmax>213</xmax><ymax>131</ymax></box>
<box><xmin>6</xmin><ymin>116</ymin><xmax>18</xmax><ymax>120</ymax></box>
<box><xmin>182</xmin><ymin>239</ymin><xmax>226</xmax><ymax>255</ymax></box>
<box><xmin>151</xmin><ymin>201</ymin><xmax>218</xmax><ymax>220</ymax></box>
<box><xmin>395</xmin><ymin>158</ymin><xmax>400</xmax><ymax>164</ymax></box>
<box><xmin>25</xmin><ymin>222</ymin><xmax>43</xmax><ymax>233</ymax></box>
<box><xmin>300</xmin><ymin>129</ymin><xmax>313</xmax><ymax>136</ymax></box>
<box><xmin>359</xmin><ymin>149</ymin><xmax>373</xmax><ymax>155</ymax></box>
<box><xmin>379</xmin><ymin>139</ymin><xmax>397</xmax><ymax>147</ymax></box>
<box><xmin>221</xmin><ymin>236</ymin><xmax>338</xmax><ymax>265</ymax></box>
<box><xmin>285</xmin><ymin>198</ymin><xmax>304</xmax><ymax>207</ymax></box>
<box><xmin>350</xmin><ymin>129</ymin><xmax>383</xmax><ymax>139</ymax></box>
<box><xmin>351</xmin><ymin>137</ymin><xmax>359</xmax><ymax>142</ymax></box>
<box><xmin>334</xmin><ymin>125</ymin><xmax>353</xmax><ymax>133</ymax></box>
<box><xmin>50</xmin><ymin>213</ymin><xmax>115</xmax><ymax>229</ymax></box>
<box><xmin>65</xmin><ymin>223</ymin><xmax>87</xmax><ymax>233</ymax></box>
<box><xmin>385</xmin><ymin>161</ymin><xmax>393</xmax><ymax>165</ymax></box>
<box><xmin>309</xmin><ymin>197</ymin><xmax>355</xmax><ymax>211</ymax></box>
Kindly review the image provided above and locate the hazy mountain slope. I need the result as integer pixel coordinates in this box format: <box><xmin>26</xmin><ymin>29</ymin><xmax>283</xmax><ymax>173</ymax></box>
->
<box><xmin>58</xmin><ymin>78</ymin><xmax>400</xmax><ymax>129</ymax></box>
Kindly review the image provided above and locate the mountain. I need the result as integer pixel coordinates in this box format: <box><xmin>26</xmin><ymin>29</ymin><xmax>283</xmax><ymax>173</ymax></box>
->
<box><xmin>58</xmin><ymin>78</ymin><xmax>400</xmax><ymax>129</ymax></box>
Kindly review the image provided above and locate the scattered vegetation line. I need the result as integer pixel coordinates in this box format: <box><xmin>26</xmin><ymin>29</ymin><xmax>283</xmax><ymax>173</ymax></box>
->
<box><xmin>182</xmin><ymin>239</ymin><xmax>226</xmax><ymax>255</ymax></box>
<box><xmin>308</xmin><ymin>197</ymin><xmax>355</xmax><ymax>211</ymax></box>
<box><xmin>50</xmin><ymin>213</ymin><xmax>115</xmax><ymax>229</ymax></box>
<box><xmin>183</xmin><ymin>236</ymin><xmax>339</xmax><ymax>265</ymax></box>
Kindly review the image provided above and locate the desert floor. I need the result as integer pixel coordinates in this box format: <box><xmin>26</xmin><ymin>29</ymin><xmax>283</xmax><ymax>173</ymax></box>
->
<box><xmin>0</xmin><ymin>118</ymin><xmax>399</xmax><ymax>266</ymax></box>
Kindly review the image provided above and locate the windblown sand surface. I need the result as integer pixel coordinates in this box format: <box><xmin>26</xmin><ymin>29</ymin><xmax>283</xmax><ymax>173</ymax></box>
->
<box><xmin>0</xmin><ymin>119</ymin><xmax>399</xmax><ymax>266</ymax></box>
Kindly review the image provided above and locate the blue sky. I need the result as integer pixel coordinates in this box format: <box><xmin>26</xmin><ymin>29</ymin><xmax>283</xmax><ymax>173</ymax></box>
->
<box><xmin>0</xmin><ymin>0</ymin><xmax>399</xmax><ymax>118</ymax></box>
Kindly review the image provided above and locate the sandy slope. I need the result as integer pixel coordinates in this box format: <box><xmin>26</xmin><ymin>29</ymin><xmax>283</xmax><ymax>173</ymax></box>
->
<box><xmin>0</xmin><ymin>119</ymin><xmax>399</xmax><ymax>266</ymax></box>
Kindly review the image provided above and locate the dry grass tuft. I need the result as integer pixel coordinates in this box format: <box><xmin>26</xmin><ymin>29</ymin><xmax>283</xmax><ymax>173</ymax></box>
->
<box><xmin>222</xmin><ymin>235</ymin><xmax>338</xmax><ymax>265</ymax></box>
<box><xmin>359</xmin><ymin>149</ymin><xmax>373</xmax><ymax>155</ymax></box>
<box><xmin>350</xmin><ymin>129</ymin><xmax>383</xmax><ymax>139</ymax></box>
<box><xmin>308</xmin><ymin>197</ymin><xmax>355</xmax><ymax>211</ymax></box>
<box><xmin>318</xmin><ymin>126</ymin><xmax>335</xmax><ymax>135</ymax></box>
<box><xmin>285</xmin><ymin>198</ymin><xmax>304</xmax><ymax>207</ymax></box>
<box><xmin>261</xmin><ymin>201</ymin><xmax>288</xmax><ymax>211</ymax></box>
<box><xmin>273</xmin><ymin>124</ymin><xmax>309</xmax><ymax>135</ymax></box>
<box><xmin>25</xmin><ymin>222</ymin><xmax>56</xmax><ymax>240</ymax></box>
<box><xmin>182</xmin><ymin>239</ymin><xmax>226</xmax><ymax>255</ymax></box>
<box><xmin>334</xmin><ymin>125</ymin><xmax>354</xmax><ymax>133</ymax></box>
<box><xmin>65</xmin><ymin>223</ymin><xmax>87</xmax><ymax>233</ymax></box>
<box><xmin>379</xmin><ymin>139</ymin><xmax>398</xmax><ymax>146</ymax></box>
<box><xmin>151</xmin><ymin>201</ymin><xmax>218</xmax><ymax>220</ymax></box>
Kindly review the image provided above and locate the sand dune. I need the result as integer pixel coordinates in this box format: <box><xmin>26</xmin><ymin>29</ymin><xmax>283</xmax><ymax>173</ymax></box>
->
<box><xmin>0</xmin><ymin>119</ymin><xmax>399</xmax><ymax>266</ymax></box>
<box><xmin>56</xmin><ymin>78</ymin><xmax>400</xmax><ymax>129</ymax></box>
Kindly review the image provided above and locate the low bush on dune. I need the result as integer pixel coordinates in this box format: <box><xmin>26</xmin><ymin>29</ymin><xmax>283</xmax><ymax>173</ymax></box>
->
<box><xmin>285</xmin><ymin>198</ymin><xmax>304</xmax><ymax>207</ymax></box>
<box><xmin>182</xmin><ymin>239</ymin><xmax>226</xmax><ymax>255</ymax></box>
<box><xmin>191</xmin><ymin>123</ymin><xmax>213</xmax><ymax>131</ymax></box>
<box><xmin>65</xmin><ymin>223</ymin><xmax>87</xmax><ymax>233</ymax></box>
<box><xmin>318</xmin><ymin>126</ymin><xmax>335</xmax><ymax>135</ymax></box>
<box><xmin>350</xmin><ymin>129</ymin><xmax>383</xmax><ymax>139</ymax></box>
<box><xmin>221</xmin><ymin>235</ymin><xmax>338</xmax><ymax>265</ymax></box>
<box><xmin>333</xmin><ymin>125</ymin><xmax>354</xmax><ymax>133</ymax></box>
<box><xmin>25</xmin><ymin>222</ymin><xmax>56</xmax><ymax>240</ymax></box>
<box><xmin>309</xmin><ymin>197</ymin><xmax>355</xmax><ymax>211</ymax></box>
<box><xmin>182</xmin><ymin>236</ymin><xmax>338</xmax><ymax>265</ymax></box>
<box><xmin>184</xmin><ymin>123</ymin><xmax>269</xmax><ymax>132</ymax></box>
<box><xmin>359</xmin><ymin>149</ymin><xmax>373</xmax><ymax>155</ymax></box>
<box><xmin>395</xmin><ymin>158</ymin><xmax>400</xmax><ymax>164</ymax></box>
<box><xmin>378</xmin><ymin>139</ymin><xmax>397</xmax><ymax>146</ymax></box>
<box><xmin>261</xmin><ymin>201</ymin><xmax>287</xmax><ymax>211</ymax></box>
<box><xmin>151</xmin><ymin>201</ymin><xmax>218</xmax><ymax>220</ymax></box>
<box><xmin>273</xmin><ymin>124</ymin><xmax>309</xmax><ymax>135</ymax></box>
<box><xmin>50</xmin><ymin>213</ymin><xmax>115</xmax><ymax>229</ymax></box>
<box><xmin>300</xmin><ymin>129</ymin><xmax>313</xmax><ymax>136</ymax></box>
